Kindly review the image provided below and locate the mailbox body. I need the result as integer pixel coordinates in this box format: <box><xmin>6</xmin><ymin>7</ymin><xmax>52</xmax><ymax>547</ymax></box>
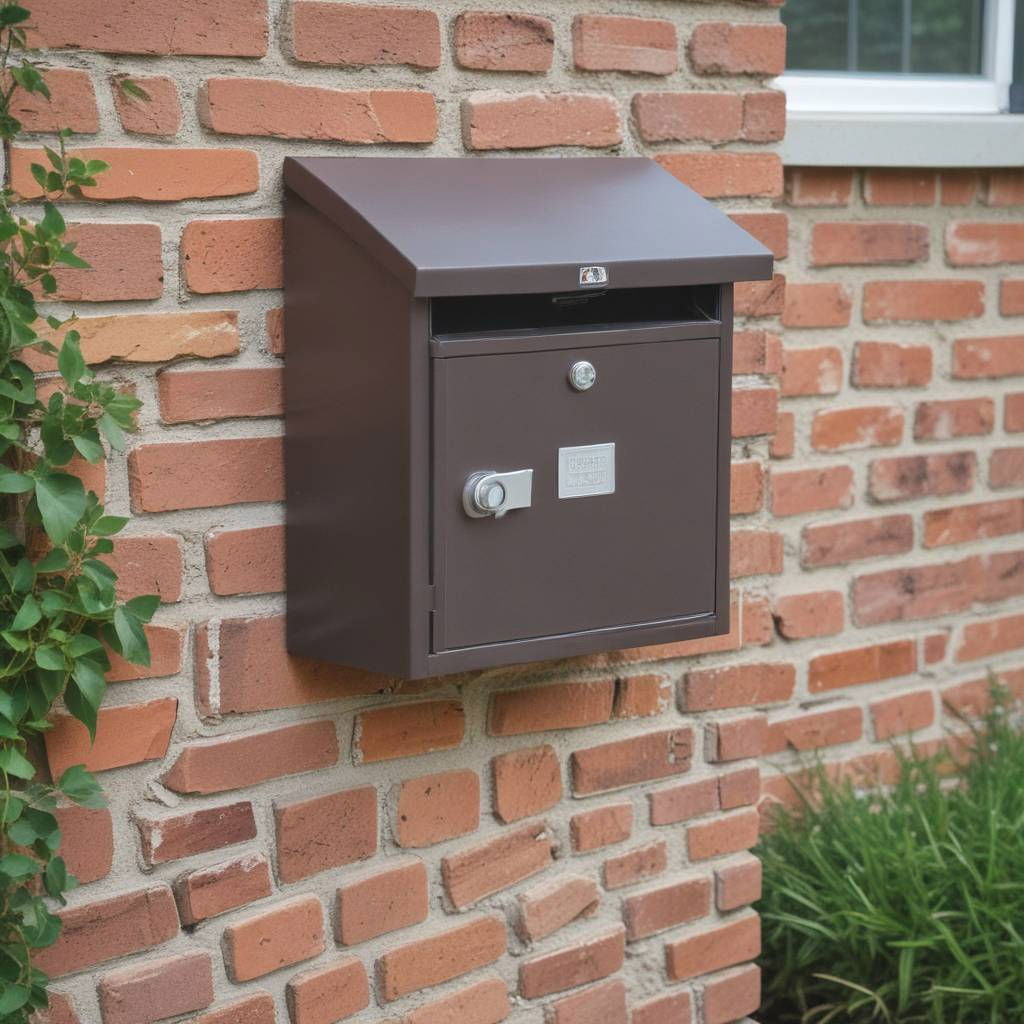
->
<box><xmin>283</xmin><ymin>157</ymin><xmax>772</xmax><ymax>678</ymax></box>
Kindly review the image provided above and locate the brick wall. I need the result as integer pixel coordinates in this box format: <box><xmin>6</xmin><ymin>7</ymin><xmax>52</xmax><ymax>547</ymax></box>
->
<box><xmin>21</xmin><ymin>1</ymin><xmax>1024</xmax><ymax>1023</ymax></box>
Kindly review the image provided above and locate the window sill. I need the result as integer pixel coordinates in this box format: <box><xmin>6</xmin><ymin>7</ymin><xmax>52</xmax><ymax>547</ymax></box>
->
<box><xmin>780</xmin><ymin>111</ymin><xmax>1024</xmax><ymax>168</ymax></box>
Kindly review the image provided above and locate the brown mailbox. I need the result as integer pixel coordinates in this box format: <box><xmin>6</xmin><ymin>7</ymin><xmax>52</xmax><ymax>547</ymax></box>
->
<box><xmin>283</xmin><ymin>157</ymin><xmax>773</xmax><ymax>678</ymax></box>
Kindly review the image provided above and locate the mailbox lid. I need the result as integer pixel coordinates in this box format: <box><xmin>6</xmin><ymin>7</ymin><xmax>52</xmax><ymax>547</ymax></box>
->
<box><xmin>284</xmin><ymin>156</ymin><xmax>773</xmax><ymax>297</ymax></box>
<box><xmin>432</xmin><ymin>333</ymin><xmax>722</xmax><ymax>652</ymax></box>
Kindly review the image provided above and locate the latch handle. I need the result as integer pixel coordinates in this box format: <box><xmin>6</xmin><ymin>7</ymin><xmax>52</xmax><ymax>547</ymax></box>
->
<box><xmin>463</xmin><ymin>469</ymin><xmax>534</xmax><ymax>519</ymax></box>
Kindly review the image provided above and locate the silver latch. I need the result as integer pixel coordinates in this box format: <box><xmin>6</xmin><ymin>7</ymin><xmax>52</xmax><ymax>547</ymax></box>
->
<box><xmin>463</xmin><ymin>469</ymin><xmax>534</xmax><ymax>519</ymax></box>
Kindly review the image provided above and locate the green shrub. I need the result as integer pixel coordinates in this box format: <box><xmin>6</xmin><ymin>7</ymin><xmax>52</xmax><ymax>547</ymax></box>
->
<box><xmin>758</xmin><ymin>696</ymin><xmax>1024</xmax><ymax>1024</ymax></box>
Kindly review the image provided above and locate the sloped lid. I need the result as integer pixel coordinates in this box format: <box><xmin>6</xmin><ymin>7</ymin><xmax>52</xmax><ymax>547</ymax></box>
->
<box><xmin>284</xmin><ymin>156</ymin><xmax>774</xmax><ymax>297</ymax></box>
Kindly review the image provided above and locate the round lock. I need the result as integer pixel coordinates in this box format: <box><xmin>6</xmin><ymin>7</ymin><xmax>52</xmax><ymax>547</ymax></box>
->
<box><xmin>569</xmin><ymin>360</ymin><xmax>597</xmax><ymax>392</ymax></box>
<box><xmin>479</xmin><ymin>481</ymin><xmax>506</xmax><ymax>511</ymax></box>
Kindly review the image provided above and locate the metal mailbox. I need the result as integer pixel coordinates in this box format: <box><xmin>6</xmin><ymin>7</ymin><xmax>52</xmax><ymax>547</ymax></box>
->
<box><xmin>283</xmin><ymin>157</ymin><xmax>773</xmax><ymax>678</ymax></box>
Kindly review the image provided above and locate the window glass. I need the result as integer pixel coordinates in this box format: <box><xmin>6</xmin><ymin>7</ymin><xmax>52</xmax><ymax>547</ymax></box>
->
<box><xmin>783</xmin><ymin>0</ymin><xmax>985</xmax><ymax>74</ymax></box>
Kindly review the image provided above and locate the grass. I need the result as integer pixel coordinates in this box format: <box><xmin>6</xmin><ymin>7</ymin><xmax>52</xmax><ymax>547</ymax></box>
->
<box><xmin>757</xmin><ymin>693</ymin><xmax>1024</xmax><ymax>1024</ymax></box>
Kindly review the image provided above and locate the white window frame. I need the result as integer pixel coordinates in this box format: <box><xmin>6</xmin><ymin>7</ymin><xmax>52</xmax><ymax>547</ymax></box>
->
<box><xmin>777</xmin><ymin>0</ymin><xmax>1015</xmax><ymax>113</ymax></box>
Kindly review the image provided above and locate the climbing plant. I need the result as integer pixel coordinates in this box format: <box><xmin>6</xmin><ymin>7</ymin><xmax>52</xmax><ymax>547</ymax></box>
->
<box><xmin>0</xmin><ymin>4</ymin><xmax>157</xmax><ymax>1019</ymax></box>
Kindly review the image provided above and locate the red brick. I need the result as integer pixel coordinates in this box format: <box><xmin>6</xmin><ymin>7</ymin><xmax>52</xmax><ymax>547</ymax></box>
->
<box><xmin>159</xmin><ymin>366</ymin><xmax>282</xmax><ymax>423</ymax></box>
<box><xmin>853</xmin><ymin>340</ymin><xmax>932</xmax><ymax>388</ymax></box>
<box><xmin>355</xmin><ymin>700</ymin><xmax>464</xmax><ymax>763</ymax></box>
<box><xmin>771</xmin><ymin>466</ymin><xmax>854</xmax><ymax>517</ymax></box>
<box><xmin>129</xmin><ymin>437</ymin><xmax>281</xmax><ymax>512</ymax></box>
<box><xmin>377</xmin><ymin>915</ymin><xmax>506</xmax><ymax>1001</ymax></box>
<box><xmin>812</xmin><ymin>405</ymin><xmax>903</xmax><ymax>451</ymax></box>
<box><xmin>492</xmin><ymin>745</ymin><xmax>562</xmax><ymax>823</ymax></box>
<box><xmin>164</xmin><ymin>721</ymin><xmax>338</xmax><ymax>795</ymax></box>
<box><xmin>864</xmin><ymin>169</ymin><xmax>935</xmax><ymax>205</ymax></box>
<box><xmin>730</xmin><ymin>215</ymin><xmax>789</xmax><ymax>261</ymax></box>
<box><xmin>735</xmin><ymin>274</ymin><xmax>786</xmax><ymax>317</ymax></box>
<box><xmin>442</xmin><ymin>822</ymin><xmax>554</xmax><ymax>909</ymax></box>
<box><xmin>517</xmin><ymin>875</ymin><xmax>599</xmax><ymax>942</ymax></box>
<box><xmin>548</xmin><ymin>980</ymin><xmax>627</xmax><ymax>1024</ymax></box>
<box><xmin>710</xmin><ymin>714</ymin><xmax>767</xmax><ymax>762</ymax></box>
<box><xmin>781</xmin><ymin>345</ymin><xmax>842</xmax><ymax>396</ymax></box>
<box><xmin>925</xmin><ymin>632</ymin><xmax>950</xmax><ymax>665</ymax></box>
<box><xmin>869</xmin><ymin>451</ymin><xmax>976</xmax><ymax>502</ymax></box>
<box><xmin>941</xmin><ymin>170</ymin><xmax>978</xmax><ymax>205</ymax></box>
<box><xmin>957</xmin><ymin>612</ymin><xmax>1024</xmax><ymax>662</ymax></box>
<box><xmin>946</xmin><ymin>222</ymin><xmax>1024</xmax><ymax>265</ymax></box>
<box><xmin>489</xmin><ymin>680</ymin><xmax>613</xmax><ymax>735</ymax></box>
<box><xmin>97</xmin><ymin>951</ymin><xmax>213</xmax><ymax>1024</ymax></box>
<box><xmin>294</xmin><ymin>2</ymin><xmax>440</xmax><ymax>68</ymax></box>
<box><xmin>773</xmin><ymin>590</ymin><xmax>844</xmax><ymax>639</ymax></box>
<box><xmin>103</xmin><ymin>533</ymin><xmax>182</xmax><ymax>603</ymax></box>
<box><xmin>613</xmin><ymin>673</ymin><xmax>671</xmax><ymax>719</ymax></box>
<box><xmin>720</xmin><ymin>765</ymin><xmax>760</xmax><ymax>808</ymax></box>
<box><xmin>105</xmin><ymin>623</ymin><xmax>183</xmax><ymax>683</ymax></box>
<box><xmin>275</xmin><ymin>786</ymin><xmax>376</xmax><ymax>883</ymax></box>
<box><xmin>666</xmin><ymin>913</ymin><xmax>760</xmax><ymax>981</ymax></box>
<box><xmin>992</xmin><ymin>447</ymin><xmax>1024</xmax><ymax>488</ymax></box>
<box><xmin>1001</xmin><ymin>279</ymin><xmax>1024</xmax><ymax>315</ymax></box>
<box><xmin>786</xmin><ymin>168</ymin><xmax>853</xmax><ymax>207</ymax></box>
<box><xmin>683</xmin><ymin>662</ymin><xmax>796</xmax><ymax>711</ymax></box>
<box><xmin>12</xmin><ymin>146</ymin><xmax>257</xmax><ymax>202</ymax></box>
<box><xmin>633</xmin><ymin>92</ymin><xmax>742</xmax><ymax>143</ymax></box>
<box><xmin>571</xmin><ymin>728</ymin><xmax>693</xmax><ymax>795</ymax></box>
<box><xmin>812</xmin><ymin>221</ymin><xmax>928</xmax><ymax>266</ymax></box>
<box><xmin>809</xmin><ymin>640</ymin><xmax>917</xmax><ymax>693</ymax></box>
<box><xmin>731</xmin><ymin>387</ymin><xmax>778</xmax><ymax>438</ymax></box>
<box><xmin>915</xmin><ymin>398</ymin><xmax>995</xmax><ymax>440</ymax></box>
<box><xmin>55</xmin><ymin>805</ymin><xmax>113</xmax><ymax>885</ymax></box>
<box><xmin>657</xmin><ymin>152</ymin><xmax>782</xmax><ymax>198</ymax></box>
<box><xmin>288</xmin><ymin>957</ymin><xmax>369</xmax><ymax>1024</ymax></box>
<box><xmin>863</xmin><ymin>279</ymin><xmax>985</xmax><ymax>322</ymax></box>
<box><xmin>924</xmin><ymin>498</ymin><xmax>1024</xmax><ymax>548</ymax></box>
<box><xmin>742</xmin><ymin>89</ymin><xmax>785</xmax><ymax>142</ymax></box>
<box><xmin>730</xmin><ymin>529</ymin><xmax>783</xmax><ymax>578</ymax></box>
<box><xmin>623</xmin><ymin>877</ymin><xmax>710</xmax><ymax>941</ymax></box>
<box><xmin>987</xmin><ymin>170</ymin><xmax>1024</xmax><ymax>205</ymax></box>
<box><xmin>953</xmin><ymin>334</ymin><xmax>1024</xmax><ymax>379</ymax></box>
<box><xmin>44</xmin><ymin>697</ymin><xmax>176</xmax><ymax>778</ymax></box>
<box><xmin>689</xmin><ymin>22</ymin><xmax>786</xmax><ymax>75</ymax></box>
<box><xmin>175</xmin><ymin>854</ymin><xmax>272</xmax><ymax>926</ymax></box>
<box><xmin>29</xmin><ymin>992</ymin><xmax>79</xmax><ymax>1024</ymax></box>
<box><xmin>853</xmin><ymin>559</ymin><xmax>977</xmax><ymax>626</ymax></box>
<box><xmin>464</xmin><ymin>93</ymin><xmax>620</xmax><ymax>150</ymax></box>
<box><xmin>205</xmin><ymin>524</ymin><xmax>284</xmax><ymax>596</ymax></box>
<box><xmin>771</xmin><ymin>411</ymin><xmax>795</xmax><ymax>458</ymax></box>
<box><xmin>34</xmin><ymin>884</ymin><xmax>178</xmax><ymax>978</ymax></box>
<box><xmin>336</xmin><ymin>858</ymin><xmax>427</xmax><ymax>946</ymax></box>
<box><xmin>1008</xmin><ymin>393</ymin><xmax>1024</xmax><ymax>431</ymax></box>
<box><xmin>225</xmin><ymin>896</ymin><xmax>325</xmax><ymax>983</ymax></box>
<box><xmin>703</xmin><ymin>964</ymin><xmax>761</xmax><ymax>1024</ymax></box>
<box><xmin>570</xmin><ymin>803</ymin><xmax>632</xmax><ymax>852</ymax></box>
<box><xmin>182</xmin><ymin>218</ymin><xmax>282</xmax><ymax>293</ymax></box>
<box><xmin>193</xmin><ymin>994</ymin><xmax>276</xmax><ymax>1024</ymax></box>
<box><xmin>519</xmin><ymin>926</ymin><xmax>625</xmax><ymax>999</ymax></box>
<box><xmin>783</xmin><ymin>282</ymin><xmax>852</xmax><ymax>328</ymax></box>
<box><xmin>943</xmin><ymin>668</ymin><xmax>1024</xmax><ymax>717</ymax></box>
<box><xmin>871</xmin><ymin>691</ymin><xmax>935</xmax><ymax>741</ymax></box>
<box><xmin>9</xmin><ymin>67</ymin><xmax>97</xmax><ymax>133</ymax></box>
<box><xmin>731</xmin><ymin>461</ymin><xmax>765</xmax><ymax>515</ymax></box>
<box><xmin>395</xmin><ymin>769</ymin><xmax>480</xmax><ymax>848</ymax></box>
<box><xmin>976</xmin><ymin>548</ymin><xmax>1024</xmax><ymax>604</ymax></box>
<box><xmin>406</xmin><ymin>978</ymin><xmax>509</xmax><ymax>1024</ymax></box>
<box><xmin>455</xmin><ymin>12</ymin><xmax>553</xmax><ymax>72</ymax></box>
<box><xmin>648</xmin><ymin>777</ymin><xmax>718</xmax><ymax>826</ymax></box>
<box><xmin>46</xmin><ymin>223</ymin><xmax>163</xmax><ymax>302</ymax></box>
<box><xmin>716</xmin><ymin>855</ymin><xmax>762</xmax><ymax>912</ymax></box>
<box><xmin>688</xmin><ymin>809</ymin><xmax>760</xmax><ymax>861</ymax></box>
<box><xmin>112</xmin><ymin>74</ymin><xmax>181</xmax><ymax>135</ymax></box>
<box><xmin>201</xmin><ymin>78</ymin><xmax>437</xmax><ymax>143</ymax></box>
<box><xmin>764</xmin><ymin>706</ymin><xmax>863</xmax><ymax>754</ymax></box>
<box><xmin>137</xmin><ymin>801</ymin><xmax>257</xmax><ymax>866</ymax></box>
<box><xmin>573</xmin><ymin>15</ymin><xmax>677</xmax><ymax>74</ymax></box>
<box><xmin>603</xmin><ymin>840</ymin><xmax>667</xmax><ymax>890</ymax></box>
<box><xmin>27</xmin><ymin>0</ymin><xmax>267</xmax><ymax>55</ymax></box>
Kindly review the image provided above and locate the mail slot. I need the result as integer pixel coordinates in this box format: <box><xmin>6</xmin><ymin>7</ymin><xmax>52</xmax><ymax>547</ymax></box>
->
<box><xmin>283</xmin><ymin>157</ymin><xmax>773</xmax><ymax>678</ymax></box>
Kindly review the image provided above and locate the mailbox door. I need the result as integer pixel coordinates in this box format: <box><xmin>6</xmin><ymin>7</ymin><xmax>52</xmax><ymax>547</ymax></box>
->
<box><xmin>432</xmin><ymin>333</ymin><xmax>722</xmax><ymax>652</ymax></box>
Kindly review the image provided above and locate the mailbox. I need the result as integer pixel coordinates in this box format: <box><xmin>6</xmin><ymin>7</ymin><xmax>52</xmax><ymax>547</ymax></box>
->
<box><xmin>283</xmin><ymin>157</ymin><xmax>773</xmax><ymax>678</ymax></box>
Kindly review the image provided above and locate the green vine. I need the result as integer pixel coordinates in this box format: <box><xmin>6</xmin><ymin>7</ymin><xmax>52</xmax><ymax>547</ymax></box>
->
<box><xmin>0</xmin><ymin>4</ymin><xmax>156</xmax><ymax>1019</ymax></box>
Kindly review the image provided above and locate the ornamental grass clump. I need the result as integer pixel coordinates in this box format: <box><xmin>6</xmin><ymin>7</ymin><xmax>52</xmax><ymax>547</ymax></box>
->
<box><xmin>758</xmin><ymin>694</ymin><xmax>1024</xmax><ymax>1024</ymax></box>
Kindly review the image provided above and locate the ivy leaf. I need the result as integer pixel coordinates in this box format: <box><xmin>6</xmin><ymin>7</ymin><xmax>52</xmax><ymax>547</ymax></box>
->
<box><xmin>124</xmin><ymin>594</ymin><xmax>160</xmax><ymax>623</ymax></box>
<box><xmin>0</xmin><ymin>5</ymin><xmax>31</xmax><ymax>26</ymax></box>
<box><xmin>91</xmin><ymin>515</ymin><xmax>128</xmax><ymax>537</ymax></box>
<box><xmin>112</xmin><ymin>605</ymin><xmax>149</xmax><ymax>665</ymax></box>
<box><xmin>33</xmin><ymin>472</ymin><xmax>86</xmax><ymax>544</ymax></box>
<box><xmin>0</xmin><ymin>795</ymin><xmax>25</xmax><ymax>824</ymax></box>
<box><xmin>38</xmin><ymin>201</ymin><xmax>65</xmax><ymax>240</ymax></box>
<box><xmin>97</xmin><ymin>411</ymin><xmax>125</xmax><ymax>451</ymax></box>
<box><xmin>0</xmin><ymin>745</ymin><xmax>35</xmax><ymax>780</ymax></box>
<box><xmin>57</xmin><ymin>764</ymin><xmax>105</xmax><ymax>808</ymax></box>
<box><xmin>71</xmin><ymin>434</ymin><xmax>103</xmax><ymax>463</ymax></box>
<box><xmin>10</xmin><ymin>594</ymin><xmax>40</xmax><ymax>632</ymax></box>
<box><xmin>0</xmin><ymin>983</ymin><xmax>30</xmax><ymax>1015</ymax></box>
<box><xmin>12</xmin><ymin>557</ymin><xmax>35</xmax><ymax>593</ymax></box>
<box><xmin>57</xmin><ymin>332</ymin><xmax>85</xmax><ymax>386</ymax></box>
<box><xmin>70</xmin><ymin>657</ymin><xmax>106</xmax><ymax>712</ymax></box>
<box><xmin>43</xmin><ymin>857</ymin><xmax>68</xmax><ymax>901</ymax></box>
<box><xmin>35</xmin><ymin>548</ymin><xmax>69</xmax><ymax>573</ymax></box>
<box><xmin>65</xmin><ymin>634</ymin><xmax>104</xmax><ymax>658</ymax></box>
<box><xmin>0</xmin><ymin>466</ymin><xmax>34</xmax><ymax>493</ymax></box>
<box><xmin>33</xmin><ymin>644</ymin><xmax>65</xmax><ymax>672</ymax></box>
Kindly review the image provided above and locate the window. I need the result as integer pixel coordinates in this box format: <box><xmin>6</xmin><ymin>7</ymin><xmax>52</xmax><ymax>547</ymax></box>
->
<box><xmin>777</xmin><ymin>0</ymin><xmax>1016</xmax><ymax>113</ymax></box>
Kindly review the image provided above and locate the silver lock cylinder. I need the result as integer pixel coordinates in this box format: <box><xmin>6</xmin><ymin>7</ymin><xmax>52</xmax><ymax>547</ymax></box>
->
<box><xmin>569</xmin><ymin>360</ymin><xmax>597</xmax><ymax>392</ymax></box>
<box><xmin>464</xmin><ymin>469</ymin><xmax>534</xmax><ymax>518</ymax></box>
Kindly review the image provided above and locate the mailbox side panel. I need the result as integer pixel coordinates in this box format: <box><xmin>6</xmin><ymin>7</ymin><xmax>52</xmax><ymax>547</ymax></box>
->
<box><xmin>284</xmin><ymin>191</ymin><xmax>422</xmax><ymax>677</ymax></box>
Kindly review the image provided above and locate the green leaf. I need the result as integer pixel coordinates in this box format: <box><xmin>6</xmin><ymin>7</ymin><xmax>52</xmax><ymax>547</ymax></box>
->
<box><xmin>0</xmin><ymin>984</ymin><xmax>30</xmax><ymax>1015</ymax></box>
<box><xmin>70</xmin><ymin>658</ymin><xmax>106</xmax><ymax>711</ymax></box>
<box><xmin>43</xmin><ymin>857</ymin><xmax>68</xmax><ymax>901</ymax></box>
<box><xmin>0</xmin><ymin>853</ymin><xmax>36</xmax><ymax>879</ymax></box>
<box><xmin>35</xmin><ymin>548</ymin><xmax>69</xmax><ymax>573</ymax></box>
<box><xmin>33</xmin><ymin>644</ymin><xmax>65</xmax><ymax>671</ymax></box>
<box><xmin>125</xmin><ymin>594</ymin><xmax>160</xmax><ymax>622</ymax></box>
<box><xmin>0</xmin><ymin>5</ymin><xmax>31</xmax><ymax>26</ymax></box>
<box><xmin>97</xmin><ymin>411</ymin><xmax>126</xmax><ymax>451</ymax></box>
<box><xmin>0</xmin><ymin>526</ymin><xmax>18</xmax><ymax>548</ymax></box>
<box><xmin>39</xmin><ymin>201</ymin><xmax>65</xmax><ymax>240</ymax></box>
<box><xmin>34</xmin><ymin>472</ymin><xmax>86</xmax><ymax>544</ymax></box>
<box><xmin>1</xmin><ymin>796</ymin><xmax>25</xmax><ymax>824</ymax></box>
<box><xmin>57</xmin><ymin>764</ymin><xmax>105</xmax><ymax>809</ymax></box>
<box><xmin>57</xmin><ymin>332</ymin><xmax>86</xmax><ymax>386</ymax></box>
<box><xmin>91</xmin><ymin>515</ymin><xmax>128</xmax><ymax>537</ymax></box>
<box><xmin>66</xmin><ymin>634</ymin><xmax>104</xmax><ymax>658</ymax></box>
<box><xmin>118</xmin><ymin>78</ymin><xmax>151</xmax><ymax>101</ymax></box>
<box><xmin>0</xmin><ymin>466</ymin><xmax>34</xmax><ymax>493</ymax></box>
<box><xmin>113</xmin><ymin>605</ymin><xmax>149</xmax><ymax>665</ymax></box>
<box><xmin>10</xmin><ymin>594</ymin><xmax>40</xmax><ymax>631</ymax></box>
<box><xmin>71</xmin><ymin>434</ymin><xmax>104</xmax><ymax>463</ymax></box>
<box><xmin>0</xmin><ymin>745</ymin><xmax>35</xmax><ymax>780</ymax></box>
<box><xmin>12</xmin><ymin>557</ymin><xmax>35</xmax><ymax>593</ymax></box>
